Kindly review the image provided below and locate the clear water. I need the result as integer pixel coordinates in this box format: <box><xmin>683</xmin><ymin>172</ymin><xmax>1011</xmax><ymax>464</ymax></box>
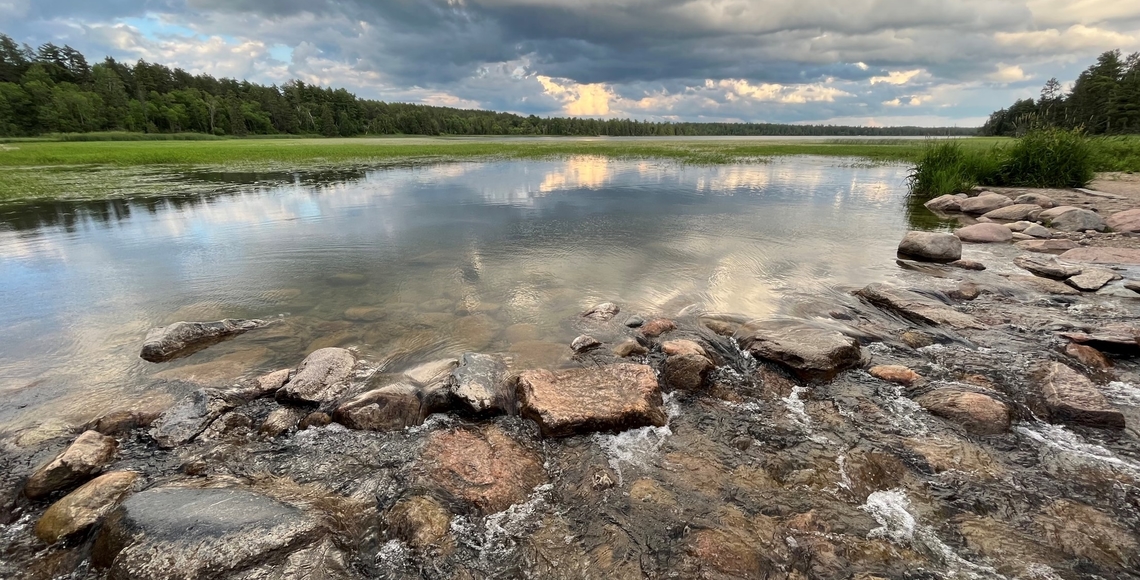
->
<box><xmin>0</xmin><ymin>156</ymin><xmax>913</xmax><ymax>433</ymax></box>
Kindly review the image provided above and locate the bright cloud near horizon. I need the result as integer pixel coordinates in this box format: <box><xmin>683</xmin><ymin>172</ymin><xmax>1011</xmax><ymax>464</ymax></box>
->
<box><xmin>3</xmin><ymin>0</ymin><xmax>1139</xmax><ymax>127</ymax></box>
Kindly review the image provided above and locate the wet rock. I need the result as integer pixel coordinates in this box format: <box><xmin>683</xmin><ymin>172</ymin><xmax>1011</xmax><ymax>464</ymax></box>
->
<box><xmin>1060</xmin><ymin>246</ymin><xmax>1140</xmax><ymax>266</ymax></box>
<box><xmin>1048</xmin><ymin>208</ymin><xmax>1107</xmax><ymax>232</ymax></box>
<box><xmin>897</xmin><ymin>231</ymin><xmax>962</xmax><ymax>263</ymax></box>
<box><xmin>868</xmin><ymin>365</ymin><xmax>922</xmax><ymax>387</ymax></box>
<box><xmin>24</xmin><ymin>431</ymin><xmax>118</xmax><ymax>499</ymax></box>
<box><xmin>1065</xmin><ymin>342</ymin><xmax>1112</xmax><ymax>370</ymax></box>
<box><xmin>199</xmin><ymin>411</ymin><xmax>252</xmax><ymax>441</ymax></box>
<box><xmin>1035</xmin><ymin>499</ymin><xmax>1139</xmax><ymax>570</ymax></box>
<box><xmin>334</xmin><ymin>383</ymin><xmax>425</xmax><ymax>431</ymax></box>
<box><xmin>418</xmin><ymin>425</ymin><xmax>545</xmax><ymax>513</ymax></box>
<box><xmin>955</xmin><ymin>222</ymin><xmax>1013</xmax><ymax>243</ymax></box>
<box><xmin>613</xmin><ymin>339</ymin><xmax>648</xmax><ymax>358</ymax></box>
<box><xmin>981</xmin><ymin>203</ymin><xmax>1043</xmax><ymax>221</ymax></box>
<box><xmin>1106</xmin><ymin>208</ymin><xmax>1140</xmax><ymax>232</ymax></box>
<box><xmin>923</xmin><ymin>193</ymin><xmax>967</xmax><ymax>212</ymax></box>
<box><xmin>259</xmin><ymin>406</ymin><xmax>307</xmax><ymax>437</ymax></box>
<box><xmin>35</xmin><ymin>471</ymin><xmax>139</xmax><ymax>544</ymax></box>
<box><xmin>1006</xmin><ymin>275</ymin><xmax>1081</xmax><ymax>295</ymax></box>
<box><xmin>855</xmin><ymin>283</ymin><xmax>983</xmax><ymax>330</ymax></box>
<box><xmin>640</xmin><ymin>318</ymin><xmax>677</xmax><ymax>338</ymax></box>
<box><xmin>85</xmin><ymin>406</ymin><xmax>164</xmax><ymax>437</ymax></box>
<box><xmin>1125</xmin><ymin>280</ymin><xmax>1140</xmax><ymax>294</ymax></box>
<box><xmin>92</xmin><ymin>487</ymin><xmax>320</xmax><ymax>578</ymax></box>
<box><xmin>1059</xmin><ymin>325</ymin><xmax>1140</xmax><ymax>354</ymax></box>
<box><xmin>1015</xmin><ymin>239</ymin><xmax>1079</xmax><ymax>254</ymax></box>
<box><xmin>702</xmin><ymin>318</ymin><xmax>742</xmax><ymax>336</ymax></box>
<box><xmin>664</xmin><ymin>350</ymin><xmax>714</xmax><ymax>391</ymax></box>
<box><xmin>517</xmin><ymin>364</ymin><xmax>667</xmax><ymax>437</ymax></box>
<box><xmin>738</xmin><ymin>321</ymin><xmax>862</xmax><ymax>381</ymax></box>
<box><xmin>1036</xmin><ymin>362</ymin><xmax>1125</xmax><ymax>429</ymax></box>
<box><xmin>571</xmin><ymin>334</ymin><xmax>602</xmax><ymax>353</ymax></box>
<box><xmin>901</xmin><ymin>330</ymin><xmax>935</xmax><ymax>349</ymax></box>
<box><xmin>503</xmin><ymin>323</ymin><xmax>541</xmax><ymax>343</ymax></box>
<box><xmin>1066</xmin><ymin>267</ymin><xmax>1120</xmax><ymax>291</ymax></box>
<box><xmin>418</xmin><ymin>298</ymin><xmax>454</xmax><ymax>312</ymax></box>
<box><xmin>343</xmin><ymin>306</ymin><xmax>384</xmax><ymax>322</ymax></box>
<box><xmin>624</xmin><ymin>315</ymin><xmax>645</xmax><ymax>328</ymax></box>
<box><xmin>451</xmin><ymin>352</ymin><xmax>512</xmax><ymax>414</ymax></box>
<box><xmin>327</xmin><ymin>273</ymin><xmax>366</xmax><ymax>286</ymax></box>
<box><xmin>1014</xmin><ymin>192</ymin><xmax>1056</xmax><ymax>208</ymax></box>
<box><xmin>956</xmin><ymin>515</ymin><xmax>1054</xmax><ymax>579</ymax></box>
<box><xmin>948</xmin><ymin>281</ymin><xmax>980</xmax><ymax>300</ymax></box>
<box><xmin>275</xmin><ymin>347</ymin><xmax>357</xmax><ymax>405</ymax></box>
<box><xmin>947</xmin><ymin>259</ymin><xmax>985</xmax><ymax>271</ymax></box>
<box><xmin>386</xmin><ymin>495</ymin><xmax>452</xmax><ymax>550</ymax></box>
<box><xmin>915</xmin><ymin>389</ymin><xmax>1011</xmax><ymax>435</ymax></box>
<box><xmin>959</xmin><ymin>193</ymin><xmax>1013</xmax><ymax>215</ymax></box>
<box><xmin>299</xmin><ymin>412</ymin><xmax>331</xmax><ymax>430</ymax></box>
<box><xmin>150</xmin><ymin>388</ymin><xmax>245</xmax><ymax>448</ymax></box>
<box><xmin>263</xmin><ymin>537</ymin><xmax>353</xmax><ymax>580</ymax></box>
<box><xmin>906</xmin><ymin>437</ymin><xmax>1004</xmax><ymax>479</ymax></box>
<box><xmin>582</xmin><ymin>302</ymin><xmax>620</xmax><ymax>321</ymax></box>
<box><xmin>139</xmin><ymin>319</ymin><xmax>267</xmax><ymax>363</ymax></box>
<box><xmin>1013</xmin><ymin>255</ymin><xmax>1081</xmax><ymax>280</ymax></box>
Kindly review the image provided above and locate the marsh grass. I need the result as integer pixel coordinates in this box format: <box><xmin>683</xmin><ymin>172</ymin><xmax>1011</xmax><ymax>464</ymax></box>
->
<box><xmin>906</xmin><ymin>141</ymin><xmax>1001</xmax><ymax>198</ymax></box>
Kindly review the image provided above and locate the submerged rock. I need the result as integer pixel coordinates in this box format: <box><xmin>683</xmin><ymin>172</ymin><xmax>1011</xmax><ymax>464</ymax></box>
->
<box><xmin>582</xmin><ymin>302</ymin><xmax>620</xmax><ymax>321</ymax></box>
<box><xmin>738</xmin><ymin>322</ymin><xmax>861</xmax><ymax>381</ymax></box>
<box><xmin>897</xmin><ymin>231</ymin><xmax>962</xmax><ymax>263</ymax></box>
<box><xmin>1066</xmin><ymin>268</ymin><xmax>1120</xmax><ymax>291</ymax></box>
<box><xmin>275</xmin><ymin>347</ymin><xmax>357</xmax><ymax>405</ymax></box>
<box><xmin>613</xmin><ymin>339</ymin><xmax>649</xmax><ymax>358</ymax></box>
<box><xmin>1106</xmin><ymin>208</ymin><xmax>1140</xmax><ymax>233</ymax></box>
<box><xmin>868</xmin><ymin>365</ymin><xmax>922</xmax><ymax>387</ymax></box>
<box><xmin>139</xmin><ymin>319</ymin><xmax>266</xmax><ymax>363</ymax></box>
<box><xmin>640</xmin><ymin>318</ymin><xmax>677</xmax><ymax>338</ymax></box>
<box><xmin>517</xmin><ymin>364</ymin><xmax>667</xmax><ymax>437</ymax></box>
<box><xmin>1036</xmin><ymin>362</ymin><xmax>1125</xmax><ymax>429</ymax></box>
<box><xmin>947</xmin><ymin>259</ymin><xmax>985</xmax><ymax>271</ymax></box>
<box><xmin>24</xmin><ymin>431</ymin><xmax>118</xmax><ymax>500</ymax></box>
<box><xmin>855</xmin><ymin>283</ymin><xmax>983</xmax><ymax>330</ymax></box>
<box><xmin>259</xmin><ymin>406</ymin><xmax>307</xmax><ymax>437</ymax></box>
<box><xmin>150</xmin><ymin>388</ymin><xmax>245</xmax><ymax>448</ymax></box>
<box><xmin>915</xmin><ymin>389</ymin><xmax>1011</xmax><ymax>435</ymax></box>
<box><xmin>386</xmin><ymin>495</ymin><xmax>453</xmax><ymax>550</ymax></box>
<box><xmin>1013</xmin><ymin>255</ymin><xmax>1081</xmax><ymax>280</ymax></box>
<box><xmin>451</xmin><ymin>352</ymin><xmax>512</xmax><ymax>414</ymax></box>
<box><xmin>334</xmin><ymin>383</ymin><xmax>425</xmax><ymax>431</ymax></box>
<box><xmin>1005</xmin><ymin>275</ymin><xmax>1081</xmax><ymax>295</ymax></box>
<box><xmin>1060</xmin><ymin>246</ymin><xmax>1140</xmax><ymax>266</ymax></box>
<box><xmin>955</xmin><ymin>223</ymin><xmax>1013</xmax><ymax>243</ymax></box>
<box><xmin>1034</xmin><ymin>499</ymin><xmax>1139</xmax><ymax>571</ymax></box>
<box><xmin>418</xmin><ymin>425</ymin><xmax>545</xmax><ymax>513</ymax></box>
<box><xmin>35</xmin><ymin>471</ymin><xmax>139</xmax><ymax>544</ymax></box>
<box><xmin>571</xmin><ymin>334</ymin><xmax>602</xmax><ymax>353</ymax></box>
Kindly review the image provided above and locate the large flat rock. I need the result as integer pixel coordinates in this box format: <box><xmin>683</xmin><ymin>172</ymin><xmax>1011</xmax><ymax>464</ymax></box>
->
<box><xmin>897</xmin><ymin>231</ymin><xmax>962</xmax><ymax>263</ymax></box>
<box><xmin>855</xmin><ymin>283</ymin><xmax>984</xmax><ymax>330</ymax></box>
<box><xmin>1037</xmin><ymin>362</ymin><xmax>1125</xmax><ymax>429</ymax></box>
<box><xmin>737</xmin><ymin>322</ymin><xmax>861</xmax><ymax>381</ymax></box>
<box><xmin>275</xmin><ymin>347</ymin><xmax>357</xmax><ymax>405</ymax></box>
<box><xmin>417</xmin><ymin>425</ymin><xmax>546</xmax><ymax>513</ymax></box>
<box><xmin>516</xmin><ymin>364</ymin><xmax>667</xmax><ymax>437</ymax></box>
<box><xmin>140</xmin><ymin>319</ymin><xmax>266</xmax><ymax>363</ymax></box>
<box><xmin>1060</xmin><ymin>247</ymin><xmax>1140</xmax><ymax>266</ymax></box>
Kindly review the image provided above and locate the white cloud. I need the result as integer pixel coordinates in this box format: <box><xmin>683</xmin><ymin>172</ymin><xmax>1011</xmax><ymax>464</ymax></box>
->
<box><xmin>870</xmin><ymin>69</ymin><xmax>925</xmax><ymax>85</ymax></box>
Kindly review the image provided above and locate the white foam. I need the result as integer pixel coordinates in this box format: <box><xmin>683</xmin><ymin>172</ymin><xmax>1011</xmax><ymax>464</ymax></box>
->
<box><xmin>1017</xmin><ymin>423</ymin><xmax>1140</xmax><ymax>478</ymax></box>
<box><xmin>451</xmin><ymin>483</ymin><xmax>555</xmax><ymax>566</ymax></box>
<box><xmin>592</xmin><ymin>393</ymin><xmax>679</xmax><ymax>484</ymax></box>
<box><xmin>1103</xmin><ymin>381</ymin><xmax>1140</xmax><ymax>406</ymax></box>
<box><xmin>782</xmin><ymin>386</ymin><xmax>811</xmax><ymax>428</ymax></box>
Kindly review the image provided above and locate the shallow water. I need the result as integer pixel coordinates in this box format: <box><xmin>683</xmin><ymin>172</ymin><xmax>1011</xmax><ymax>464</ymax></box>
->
<box><xmin>0</xmin><ymin>156</ymin><xmax>914</xmax><ymax>432</ymax></box>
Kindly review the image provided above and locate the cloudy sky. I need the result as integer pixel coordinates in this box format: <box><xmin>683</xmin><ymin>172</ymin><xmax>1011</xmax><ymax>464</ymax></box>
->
<box><xmin>3</xmin><ymin>0</ymin><xmax>1139</xmax><ymax>126</ymax></box>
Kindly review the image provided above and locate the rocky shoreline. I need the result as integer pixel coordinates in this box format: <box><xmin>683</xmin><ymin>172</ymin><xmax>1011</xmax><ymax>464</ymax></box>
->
<box><xmin>3</xmin><ymin>187</ymin><xmax>1140</xmax><ymax>579</ymax></box>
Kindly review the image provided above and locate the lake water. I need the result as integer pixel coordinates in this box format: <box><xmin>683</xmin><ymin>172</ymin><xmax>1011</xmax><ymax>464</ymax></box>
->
<box><xmin>0</xmin><ymin>156</ymin><xmax>916</xmax><ymax>435</ymax></box>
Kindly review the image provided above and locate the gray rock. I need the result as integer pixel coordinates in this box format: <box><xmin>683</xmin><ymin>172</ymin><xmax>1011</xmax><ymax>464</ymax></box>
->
<box><xmin>737</xmin><ymin>321</ymin><xmax>862</xmax><ymax>381</ymax></box>
<box><xmin>140</xmin><ymin>319</ymin><xmax>266</xmax><ymax>363</ymax></box>
<box><xmin>959</xmin><ymin>193</ymin><xmax>1013</xmax><ymax>215</ymax></box>
<box><xmin>924</xmin><ymin>194</ymin><xmax>967</xmax><ymax>212</ymax></box>
<box><xmin>1066</xmin><ymin>268</ymin><xmax>1121</xmax><ymax>292</ymax></box>
<box><xmin>334</xmin><ymin>383</ymin><xmax>426</xmax><ymax>431</ymax></box>
<box><xmin>571</xmin><ymin>335</ymin><xmax>602</xmax><ymax>353</ymax></box>
<box><xmin>624</xmin><ymin>315</ymin><xmax>646</xmax><ymax>328</ymax></box>
<box><xmin>982</xmin><ymin>204</ymin><xmax>1044</xmax><ymax>221</ymax></box>
<box><xmin>1023</xmin><ymin>224</ymin><xmax>1052</xmax><ymax>238</ymax></box>
<box><xmin>1014</xmin><ymin>193</ymin><xmax>1056</xmax><ymax>208</ymax></box>
<box><xmin>1048</xmin><ymin>208</ymin><xmax>1107</xmax><ymax>232</ymax></box>
<box><xmin>1037</xmin><ymin>362</ymin><xmax>1125</xmax><ymax>429</ymax></box>
<box><xmin>1013</xmin><ymin>255</ymin><xmax>1081</xmax><ymax>280</ymax></box>
<box><xmin>582</xmin><ymin>302</ymin><xmax>620</xmax><ymax>321</ymax></box>
<box><xmin>855</xmin><ymin>283</ymin><xmax>984</xmax><ymax>330</ymax></box>
<box><xmin>1125</xmin><ymin>281</ymin><xmax>1140</xmax><ymax>294</ymax></box>
<box><xmin>24</xmin><ymin>431</ymin><xmax>118</xmax><ymax>499</ymax></box>
<box><xmin>451</xmin><ymin>352</ymin><xmax>512</xmax><ymax>414</ymax></box>
<box><xmin>1039</xmin><ymin>206</ymin><xmax>1081</xmax><ymax>221</ymax></box>
<box><xmin>275</xmin><ymin>348</ymin><xmax>357</xmax><ymax>405</ymax></box>
<box><xmin>93</xmin><ymin>487</ymin><xmax>321</xmax><ymax>579</ymax></box>
<box><xmin>897</xmin><ymin>231</ymin><xmax>962</xmax><ymax>263</ymax></box>
<box><xmin>150</xmin><ymin>388</ymin><xmax>245</xmax><ymax>448</ymax></box>
<box><xmin>1005</xmin><ymin>221</ymin><xmax>1034</xmax><ymax>232</ymax></box>
<box><xmin>955</xmin><ymin>223</ymin><xmax>1013</xmax><ymax>243</ymax></box>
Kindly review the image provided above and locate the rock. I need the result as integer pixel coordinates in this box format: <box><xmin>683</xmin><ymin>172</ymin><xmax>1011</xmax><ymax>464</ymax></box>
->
<box><xmin>664</xmin><ymin>353</ymin><xmax>714</xmax><ymax>391</ymax></box>
<box><xmin>386</xmin><ymin>495</ymin><xmax>452</xmax><ymax>550</ymax></box>
<box><xmin>418</xmin><ymin>425</ymin><xmax>545</xmax><ymax>513</ymax></box>
<box><xmin>35</xmin><ymin>471</ymin><xmax>139</xmax><ymax>544</ymax></box>
<box><xmin>1066</xmin><ymin>268</ymin><xmax>1120</xmax><ymax>291</ymax></box>
<box><xmin>571</xmin><ymin>335</ymin><xmax>602</xmax><ymax>353</ymax></box>
<box><xmin>662</xmin><ymin>339</ymin><xmax>707</xmax><ymax>357</ymax></box>
<box><xmin>150</xmin><ymin>388</ymin><xmax>244</xmax><ymax>448</ymax></box>
<box><xmin>451</xmin><ymin>353</ymin><xmax>512</xmax><ymax>415</ymax></box>
<box><xmin>24</xmin><ymin>431</ymin><xmax>119</xmax><ymax>499</ymax></box>
<box><xmin>299</xmin><ymin>412</ymin><xmax>331</xmax><ymax>430</ymax></box>
<box><xmin>582</xmin><ymin>302</ymin><xmax>620</xmax><ymax>321</ymax></box>
<box><xmin>1006</xmin><ymin>275</ymin><xmax>1081</xmax><ymax>295</ymax></box>
<box><xmin>954</xmin><ymin>222</ymin><xmax>1013</xmax><ymax>243</ymax></box>
<box><xmin>85</xmin><ymin>406</ymin><xmax>164</xmax><ymax>437</ymax></box>
<box><xmin>901</xmin><ymin>331</ymin><xmax>935</xmax><ymax>349</ymax></box>
<box><xmin>1126</xmin><ymin>280</ymin><xmax>1140</xmax><ymax>294</ymax></box>
<box><xmin>738</xmin><ymin>322</ymin><xmax>862</xmax><ymax>381</ymax></box>
<box><xmin>1010</xmin><ymin>232</ymin><xmax>1034</xmax><ymax>241</ymax></box>
<box><xmin>613</xmin><ymin>339</ymin><xmax>649</xmax><ymax>358</ymax></box>
<box><xmin>1014</xmin><ymin>192</ymin><xmax>1056</xmax><ymax>208</ymax></box>
<box><xmin>1060</xmin><ymin>246</ymin><xmax>1140</xmax><ymax>266</ymax></box>
<box><xmin>981</xmin><ymin>204</ymin><xmax>1043</xmax><ymax>221</ymax></box>
<box><xmin>1039</xmin><ymin>206</ymin><xmax>1080</xmax><ymax>220</ymax></box>
<box><xmin>956</xmin><ymin>516</ymin><xmax>1055</xmax><ymax>579</ymax></box>
<box><xmin>640</xmin><ymin>318</ymin><xmax>677</xmax><ymax>337</ymax></box>
<box><xmin>343</xmin><ymin>306</ymin><xmax>384</xmax><ymax>322</ymax></box>
<box><xmin>624</xmin><ymin>315</ymin><xmax>645</xmax><ymax>328</ymax></box>
<box><xmin>334</xmin><ymin>383</ymin><xmax>426</xmax><ymax>431</ymax></box>
<box><xmin>1048</xmin><ymin>208</ymin><xmax>1107</xmax><ymax>232</ymax></box>
<box><xmin>868</xmin><ymin>365</ymin><xmax>922</xmax><ymax>387</ymax></box>
<box><xmin>259</xmin><ymin>406</ymin><xmax>307</xmax><ymax>437</ymax></box>
<box><xmin>139</xmin><ymin>319</ymin><xmax>266</xmax><ymax>363</ymax></box>
<box><xmin>959</xmin><ymin>193</ymin><xmax>1013</xmax><ymax>215</ymax></box>
<box><xmin>418</xmin><ymin>298</ymin><xmax>454</xmax><ymax>312</ymax></box>
<box><xmin>517</xmin><ymin>364</ymin><xmax>667</xmax><ymax>437</ymax></box>
<box><xmin>1013</xmin><ymin>255</ymin><xmax>1081</xmax><ymax>280</ymax></box>
<box><xmin>327</xmin><ymin>272</ymin><xmax>366</xmax><ymax>285</ymax></box>
<box><xmin>947</xmin><ymin>259</ymin><xmax>985</xmax><ymax>271</ymax></box>
<box><xmin>1035</xmin><ymin>499</ymin><xmax>1139</xmax><ymax>570</ymax></box>
<box><xmin>1005</xmin><ymin>220</ymin><xmax>1033</xmax><ymax>232</ymax></box>
<box><xmin>702</xmin><ymin>318</ymin><xmax>742</xmax><ymax>336</ymax></box>
<box><xmin>1106</xmin><ymin>208</ymin><xmax>1140</xmax><ymax>232</ymax></box>
<box><xmin>1058</xmin><ymin>325</ymin><xmax>1140</xmax><ymax>354</ymax></box>
<box><xmin>1065</xmin><ymin>343</ymin><xmax>1112</xmax><ymax>370</ymax></box>
<box><xmin>92</xmin><ymin>487</ymin><xmax>320</xmax><ymax>578</ymax></box>
<box><xmin>1015</xmin><ymin>239</ymin><xmax>1079</xmax><ymax>254</ymax></box>
<box><xmin>948</xmin><ymin>281</ymin><xmax>980</xmax><ymax>300</ymax></box>
<box><xmin>1037</xmin><ymin>362</ymin><xmax>1125</xmax><ymax>429</ymax></box>
<box><xmin>906</xmin><ymin>437</ymin><xmax>1005</xmax><ymax>479</ymax></box>
<box><xmin>199</xmin><ymin>411</ymin><xmax>252</xmax><ymax>441</ymax></box>
<box><xmin>1022</xmin><ymin>224</ymin><xmax>1051</xmax><ymax>238</ymax></box>
<box><xmin>897</xmin><ymin>231</ymin><xmax>962</xmax><ymax>263</ymax></box>
<box><xmin>503</xmin><ymin>323</ymin><xmax>541</xmax><ymax>343</ymax></box>
<box><xmin>855</xmin><ymin>283</ymin><xmax>983</xmax><ymax>330</ymax></box>
<box><xmin>915</xmin><ymin>389</ymin><xmax>1011</xmax><ymax>435</ymax></box>
<box><xmin>923</xmin><ymin>194</ymin><xmax>967</xmax><ymax>212</ymax></box>
<box><xmin>402</xmin><ymin>358</ymin><xmax>458</xmax><ymax>388</ymax></box>
<box><xmin>275</xmin><ymin>347</ymin><xmax>357</xmax><ymax>405</ymax></box>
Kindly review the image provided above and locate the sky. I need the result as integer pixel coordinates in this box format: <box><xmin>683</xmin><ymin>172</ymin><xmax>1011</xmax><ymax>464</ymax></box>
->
<box><xmin>2</xmin><ymin>0</ymin><xmax>1140</xmax><ymax>127</ymax></box>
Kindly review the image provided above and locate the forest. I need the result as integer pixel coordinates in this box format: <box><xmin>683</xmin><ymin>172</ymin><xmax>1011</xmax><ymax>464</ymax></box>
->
<box><xmin>982</xmin><ymin>49</ymin><xmax>1140</xmax><ymax>136</ymax></box>
<box><xmin>0</xmin><ymin>33</ymin><xmax>973</xmax><ymax>138</ymax></box>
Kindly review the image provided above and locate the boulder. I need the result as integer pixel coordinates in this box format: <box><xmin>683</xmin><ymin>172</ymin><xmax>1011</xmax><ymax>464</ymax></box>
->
<box><xmin>923</xmin><ymin>194</ymin><xmax>967</xmax><ymax>212</ymax></box>
<box><xmin>613</xmin><ymin>340</ymin><xmax>649</xmax><ymax>358</ymax></box>
<box><xmin>1005</xmin><ymin>275</ymin><xmax>1080</xmax><ymax>296</ymax></box>
<box><xmin>1060</xmin><ymin>246</ymin><xmax>1140</xmax><ymax>266</ymax></box>
<box><xmin>140</xmin><ymin>319</ymin><xmax>266</xmax><ymax>363</ymax></box>
<box><xmin>418</xmin><ymin>426</ymin><xmax>545</xmax><ymax>513</ymax></box>
<box><xmin>624</xmin><ymin>315</ymin><xmax>646</xmax><ymax>328</ymax></box>
<box><xmin>640</xmin><ymin>318</ymin><xmax>677</xmax><ymax>337</ymax></box>
<box><xmin>35</xmin><ymin>471</ymin><xmax>139</xmax><ymax>544</ymax></box>
<box><xmin>1015</xmin><ymin>239</ymin><xmax>1079</xmax><ymax>254</ymax></box>
<box><xmin>1039</xmin><ymin>206</ymin><xmax>1080</xmax><ymax>221</ymax></box>
<box><xmin>1065</xmin><ymin>343</ymin><xmax>1112</xmax><ymax>370</ymax></box>
<box><xmin>1013</xmin><ymin>255</ymin><xmax>1080</xmax><ymax>280</ymax></box>
<box><xmin>1014</xmin><ymin>193</ymin><xmax>1056</xmax><ymax>208</ymax></box>
<box><xmin>1022</xmin><ymin>224</ymin><xmax>1051</xmax><ymax>238</ymax></box>
<box><xmin>1126</xmin><ymin>281</ymin><xmax>1140</xmax><ymax>294</ymax></box>
<box><xmin>150</xmin><ymin>388</ymin><xmax>245</xmax><ymax>448</ymax></box>
<box><xmin>1048</xmin><ymin>208</ymin><xmax>1107</xmax><ymax>232</ymax></box>
<box><xmin>915</xmin><ymin>389</ymin><xmax>1011</xmax><ymax>435</ymax></box>
<box><xmin>738</xmin><ymin>322</ymin><xmax>862</xmax><ymax>381</ymax></box>
<box><xmin>1066</xmin><ymin>268</ymin><xmax>1120</xmax><ymax>292</ymax></box>
<box><xmin>571</xmin><ymin>335</ymin><xmax>602</xmax><ymax>353</ymax></box>
<box><xmin>664</xmin><ymin>353</ymin><xmax>714</xmax><ymax>391</ymax></box>
<box><xmin>1005</xmin><ymin>221</ymin><xmax>1033</xmax><ymax>232</ymax></box>
<box><xmin>275</xmin><ymin>348</ymin><xmax>357</xmax><ymax>405</ymax></box>
<box><xmin>1036</xmin><ymin>362</ymin><xmax>1124</xmax><ymax>429</ymax></box>
<box><xmin>868</xmin><ymin>365</ymin><xmax>922</xmax><ymax>387</ymax></box>
<box><xmin>948</xmin><ymin>281</ymin><xmax>981</xmax><ymax>301</ymax></box>
<box><xmin>1035</xmin><ymin>500</ymin><xmax>1139</xmax><ymax>570</ymax></box>
<box><xmin>92</xmin><ymin>487</ymin><xmax>320</xmax><ymax>578</ymax></box>
<box><xmin>897</xmin><ymin>231</ymin><xmax>962</xmax><ymax>263</ymax></box>
<box><xmin>516</xmin><ymin>364</ymin><xmax>667</xmax><ymax>437</ymax></box>
<box><xmin>959</xmin><ymin>193</ymin><xmax>1013</xmax><ymax>215</ymax></box>
<box><xmin>24</xmin><ymin>431</ymin><xmax>118</xmax><ymax>500</ymax></box>
<box><xmin>451</xmin><ymin>353</ymin><xmax>512</xmax><ymax>414</ymax></box>
<box><xmin>954</xmin><ymin>223</ymin><xmax>1013</xmax><ymax>243</ymax></box>
<box><xmin>1106</xmin><ymin>208</ymin><xmax>1140</xmax><ymax>233</ymax></box>
<box><xmin>981</xmin><ymin>204</ymin><xmax>1043</xmax><ymax>221</ymax></box>
<box><xmin>855</xmin><ymin>283</ymin><xmax>984</xmax><ymax>330</ymax></box>
<box><xmin>334</xmin><ymin>383</ymin><xmax>426</xmax><ymax>431</ymax></box>
<box><xmin>259</xmin><ymin>406</ymin><xmax>307</xmax><ymax>437</ymax></box>
<box><xmin>582</xmin><ymin>302</ymin><xmax>620</xmax><ymax>321</ymax></box>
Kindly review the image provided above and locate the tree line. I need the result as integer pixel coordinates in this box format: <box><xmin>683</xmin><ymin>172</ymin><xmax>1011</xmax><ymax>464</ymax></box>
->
<box><xmin>982</xmin><ymin>50</ymin><xmax>1140</xmax><ymax>136</ymax></box>
<box><xmin>0</xmin><ymin>33</ymin><xmax>975</xmax><ymax>138</ymax></box>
